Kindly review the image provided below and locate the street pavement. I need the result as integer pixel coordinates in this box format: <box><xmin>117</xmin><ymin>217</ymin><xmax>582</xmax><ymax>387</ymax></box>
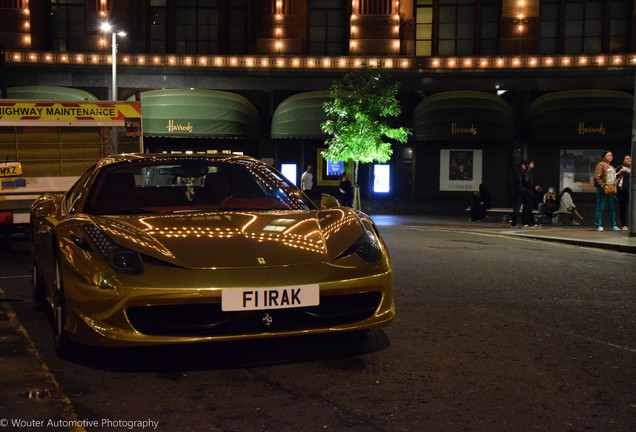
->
<box><xmin>369</xmin><ymin>214</ymin><xmax>636</xmax><ymax>254</ymax></box>
<box><xmin>0</xmin><ymin>215</ymin><xmax>634</xmax><ymax>430</ymax></box>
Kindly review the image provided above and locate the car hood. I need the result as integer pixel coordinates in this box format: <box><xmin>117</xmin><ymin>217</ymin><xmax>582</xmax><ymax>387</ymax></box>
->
<box><xmin>91</xmin><ymin>209</ymin><xmax>363</xmax><ymax>269</ymax></box>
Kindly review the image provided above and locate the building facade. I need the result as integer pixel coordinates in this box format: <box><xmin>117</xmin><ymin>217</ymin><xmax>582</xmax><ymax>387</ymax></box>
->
<box><xmin>1</xmin><ymin>0</ymin><xmax>635</xmax><ymax>212</ymax></box>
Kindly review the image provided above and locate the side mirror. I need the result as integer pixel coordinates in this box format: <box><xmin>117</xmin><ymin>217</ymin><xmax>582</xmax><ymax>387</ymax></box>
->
<box><xmin>320</xmin><ymin>193</ymin><xmax>340</xmax><ymax>209</ymax></box>
<box><xmin>31</xmin><ymin>199</ymin><xmax>56</xmax><ymax>218</ymax></box>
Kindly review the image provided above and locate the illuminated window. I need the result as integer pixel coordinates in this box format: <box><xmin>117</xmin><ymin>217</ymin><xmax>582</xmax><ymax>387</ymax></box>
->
<box><xmin>373</xmin><ymin>165</ymin><xmax>391</xmax><ymax>193</ymax></box>
<box><xmin>417</xmin><ymin>0</ymin><xmax>492</xmax><ymax>57</ymax></box>
<box><xmin>281</xmin><ymin>164</ymin><xmax>298</xmax><ymax>186</ymax></box>
<box><xmin>326</xmin><ymin>160</ymin><xmax>344</xmax><ymax>177</ymax></box>
<box><xmin>415</xmin><ymin>0</ymin><xmax>433</xmax><ymax>56</ymax></box>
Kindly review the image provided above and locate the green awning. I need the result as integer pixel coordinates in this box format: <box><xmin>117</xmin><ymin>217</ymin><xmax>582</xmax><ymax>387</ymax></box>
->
<box><xmin>525</xmin><ymin>90</ymin><xmax>634</xmax><ymax>143</ymax></box>
<box><xmin>132</xmin><ymin>89</ymin><xmax>260</xmax><ymax>139</ymax></box>
<box><xmin>6</xmin><ymin>86</ymin><xmax>97</xmax><ymax>100</ymax></box>
<box><xmin>413</xmin><ymin>91</ymin><xmax>515</xmax><ymax>142</ymax></box>
<box><xmin>271</xmin><ymin>91</ymin><xmax>331</xmax><ymax>139</ymax></box>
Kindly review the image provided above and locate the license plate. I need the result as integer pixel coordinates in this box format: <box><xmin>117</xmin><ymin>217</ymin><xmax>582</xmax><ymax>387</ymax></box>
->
<box><xmin>221</xmin><ymin>284</ymin><xmax>320</xmax><ymax>311</ymax></box>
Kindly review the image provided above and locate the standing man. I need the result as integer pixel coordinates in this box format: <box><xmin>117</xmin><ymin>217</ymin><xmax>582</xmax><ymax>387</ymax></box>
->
<box><xmin>510</xmin><ymin>161</ymin><xmax>526</xmax><ymax>228</ymax></box>
<box><xmin>520</xmin><ymin>160</ymin><xmax>542</xmax><ymax>228</ymax></box>
<box><xmin>301</xmin><ymin>165</ymin><xmax>314</xmax><ymax>200</ymax></box>
<box><xmin>593</xmin><ymin>150</ymin><xmax>619</xmax><ymax>231</ymax></box>
<box><xmin>616</xmin><ymin>154</ymin><xmax>631</xmax><ymax>230</ymax></box>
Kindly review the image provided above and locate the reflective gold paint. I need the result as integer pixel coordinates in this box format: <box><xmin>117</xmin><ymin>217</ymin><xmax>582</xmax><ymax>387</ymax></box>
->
<box><xmin>31</xmin><ymin>154</ymin><xmax>394</xmax><ymax>350</ymax></box>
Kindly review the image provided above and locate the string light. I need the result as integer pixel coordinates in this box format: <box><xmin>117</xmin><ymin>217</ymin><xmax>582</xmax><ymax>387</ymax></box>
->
<box><xmin>274</xmin><ymin>0</ymin><xmax>283</xmax><ymax>52</ymax></box>
<box><xmin>350</xmin><ymin>0</ymin><xmax>357</xmax><ymax>53</ymax></box>
<box><xmin>21</xmin><ymin>0</ymin><xmax>31</xmax><ymax>48</ymax></box>
<box><xmin>4</xmin><ymin>52</ymin><xmax>632</xmax><ymax>71</ymax></box>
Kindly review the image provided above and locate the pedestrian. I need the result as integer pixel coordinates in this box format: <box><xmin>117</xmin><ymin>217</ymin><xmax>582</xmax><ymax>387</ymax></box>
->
<box><xmin>593</xmin><ymin>150</ymin><xmax>619</xmax><ymax>231</ymax></box>
<box><xmin>538</xmin><ymin>186</ymin><xmax>559</xmax><ymax>221</ymax></box>
<box><xmin>469</xmin><ymin>184</ymin><xmax>491</xmax><ymax>221</ymax></box>
<box><xmin>338</xmin><ymin>172</ymin><xmax>353</xmax><ymax>207</ymax></box>
<box><xmin>510</xmin><ymin>161</ymin><xmax>526</xmax><ymax>228</ymax></box>
<box><xmin>557</xmin><ymin>187</ymin><xmax>584</xmax><ymax>225</ymax></box>
<box><xmin>520</xmin><ymin>159</ymin><xmax>542</xmax><ymax>228</ymax></box>
<box><xmin>301</xmin><ymin>165</ymin><xmax>314</xmax><ymax>200</ymax></box>
<box><xmin>615</xmin><ymin>155</ymin><xmax>631</xmax><ymax>230</ymax></box>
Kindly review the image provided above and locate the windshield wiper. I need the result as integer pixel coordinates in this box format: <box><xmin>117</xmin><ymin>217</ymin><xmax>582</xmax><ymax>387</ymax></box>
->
<box><xmin>92</xmin><ymin>208</ymin><xmax>157</xmax><ymax>215</ymax></box>
<box><xmin>171</xmin><ymin>209</ymin><xmax>208</xmax><ymax>214</ymax></box>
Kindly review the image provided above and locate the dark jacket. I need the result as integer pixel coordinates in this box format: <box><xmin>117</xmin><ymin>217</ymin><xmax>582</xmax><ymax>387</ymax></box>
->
<box><xmin>520</xmin><ymin>169</ymin><xmax>535</xmax><ymax>196</ymax></box>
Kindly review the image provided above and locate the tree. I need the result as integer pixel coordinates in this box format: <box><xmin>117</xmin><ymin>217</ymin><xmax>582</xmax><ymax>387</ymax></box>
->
<box><xmin>321</xmin><ymin>67</ymin><xmax>410</xmax><ymax>209</ymax></box>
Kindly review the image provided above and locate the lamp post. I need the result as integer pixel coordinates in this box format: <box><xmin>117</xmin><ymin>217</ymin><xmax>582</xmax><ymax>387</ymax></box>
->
<box><xmin>101</xmin><ymin>22</ymin><xmax>126</xmax><ymax>100</ymax></box>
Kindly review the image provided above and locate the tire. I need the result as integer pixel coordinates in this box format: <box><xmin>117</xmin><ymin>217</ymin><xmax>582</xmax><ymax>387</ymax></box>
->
<box><xmin>31</xmin><ymin>260</ymin><xmax>46</xmax><ymax>304</ymax></box>
<box><xmin>30</xmin><ymin>229</ymin><xmax>46</xmax><ymax>304</ymax></box>
<box><xmin>32</xmin><ymin>262</ymin><xmax>46</xmax><ymax>304</ymax></box>
<box><xmin>52</xmin><ymin>257</ymin><xmax>75</xmax><ymax>359</ymax></box>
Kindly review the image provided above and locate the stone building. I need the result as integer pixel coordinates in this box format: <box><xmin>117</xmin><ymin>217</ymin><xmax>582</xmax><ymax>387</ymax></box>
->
<box><xmin>1</xmin><ymin>0</ymin><xmax>634</xmax><ymax>212</ymax></box>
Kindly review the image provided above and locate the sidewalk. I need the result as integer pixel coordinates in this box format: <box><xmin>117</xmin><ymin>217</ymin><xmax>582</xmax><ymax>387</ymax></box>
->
<box><xmin>369</xmin><ymin>214</ymin><xmax>636</xmax><ymax>254</ymax></box>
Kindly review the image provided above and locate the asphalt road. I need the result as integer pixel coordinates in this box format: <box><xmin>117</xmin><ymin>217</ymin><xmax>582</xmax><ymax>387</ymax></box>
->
<box><xmin>0</xmin><ymin>225</ymin><xmax>635</xmax><ymax>432</ymax></box>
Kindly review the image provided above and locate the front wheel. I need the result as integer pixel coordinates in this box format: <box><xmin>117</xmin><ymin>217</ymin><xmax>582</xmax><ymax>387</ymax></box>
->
<box><xmin>52</xmin><ymin>258</ymin><xmax>75</xmax><ymax>359</ymax></box>
<box><xmin>31</xmin><ymin>238</ymin><xmax>46</xmax><ymax>304</ymax></box>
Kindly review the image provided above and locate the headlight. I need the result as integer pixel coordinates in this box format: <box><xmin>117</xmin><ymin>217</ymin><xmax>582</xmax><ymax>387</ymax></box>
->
<box><xmin>338</xmin><ymin>219</ymin><xmax>383</xmax><ymax>263</ymax></box>
<box><xmin>83</xmin><ymin>224</ymin><xmax>144</xmax><ymax>275</ymax></box>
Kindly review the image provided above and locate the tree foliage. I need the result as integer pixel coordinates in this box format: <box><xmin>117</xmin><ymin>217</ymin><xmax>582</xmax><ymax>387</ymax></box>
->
<box><xmin>321</xmin><ymin>68</ymin><xmax>410</xmax><ymax>168</ymax></box>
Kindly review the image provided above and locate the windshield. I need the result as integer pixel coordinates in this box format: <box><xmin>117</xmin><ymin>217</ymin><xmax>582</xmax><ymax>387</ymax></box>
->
<box><xmin>86</xmin><ymin>157</ymin><xmax>316</xmax><ymax>215</ymax></box>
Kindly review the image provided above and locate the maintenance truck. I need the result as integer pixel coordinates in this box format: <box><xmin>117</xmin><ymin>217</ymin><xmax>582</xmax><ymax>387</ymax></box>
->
<box><xmin>0</xmin><ymin>99</ymin><xmax>142</xmax><ymax>235</ymax></box>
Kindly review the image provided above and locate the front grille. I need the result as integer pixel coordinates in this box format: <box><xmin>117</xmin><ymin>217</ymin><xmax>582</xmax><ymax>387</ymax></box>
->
<box><xmin>126</xmin><ymin>292</ymin><xmax>382</xmax><ymax>337</ymax></box>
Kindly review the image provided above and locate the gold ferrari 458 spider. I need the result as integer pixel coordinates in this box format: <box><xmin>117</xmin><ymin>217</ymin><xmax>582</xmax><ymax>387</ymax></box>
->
<box><xmin>31</xmin><ymin>153</ymin><xmax>394</xmax><ymax>357</ymax></box>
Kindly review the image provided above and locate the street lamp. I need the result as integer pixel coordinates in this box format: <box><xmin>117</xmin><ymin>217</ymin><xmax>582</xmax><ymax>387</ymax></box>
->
<box><xmin>101</xmin><ymin>22</ymin><xmax>126</xmax><ymax>100</ymax></box>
